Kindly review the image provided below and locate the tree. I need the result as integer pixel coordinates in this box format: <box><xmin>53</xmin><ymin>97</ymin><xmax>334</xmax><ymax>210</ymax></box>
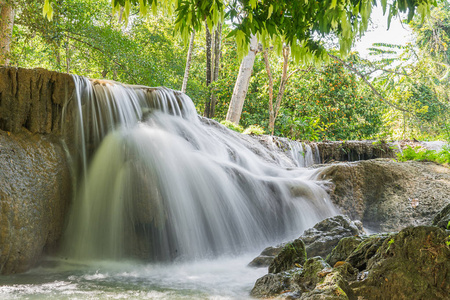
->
<box><xmin>181</xmin><ymin>30</ymin><xmax>195</xmax><ymax>93</ymax></box>
<box><xmin>43</xmin><ymin>0</ymin><xmax>437</xmax><ymax>125</ymax></box>
<box><xmin>263</xmin><ymin>46</ymin><xmax>312</xmax><ymax>134</ymax></box>
<box><xmin>225</xmin><ymin>34</ymin><xmax>258</xmax><ymax>124</ymax></box>
<box><xmin>0</xmin><ymin>0</ymin><xmax>15</xmax><ymax>65</ymax></box>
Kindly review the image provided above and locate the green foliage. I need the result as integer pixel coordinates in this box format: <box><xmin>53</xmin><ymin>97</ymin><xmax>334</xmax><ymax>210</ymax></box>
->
<box><xmin>43</xmin><ymin>0</ymin><xmax>437</xmax><ymax>63</ymax></box>
<box><xmin>243</xmin><ymin>125</ymin><xmax>265</xmax><ymax>135</ymax></box>
<box><xmin>220</xmin><ymin>120</ymin><xmax>244</xmax><ymax>133</ymax></box>
<box><xmin>274</xmin><ymin>59</ymin><xmax>385</xmax><ymax>141</ymax></box>
<box><xmin>13</xmin><ymin>0</ymin><xmax>198</xmax><ymax>91</ymax></box>
<box><xmin>396</xmin><ymin>145</ymin><xmax>450</xmax><ymax>165</ymax></box>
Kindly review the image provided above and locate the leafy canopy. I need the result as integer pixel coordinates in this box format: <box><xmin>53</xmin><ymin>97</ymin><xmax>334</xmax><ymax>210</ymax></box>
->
<box><xmin>43</xmin><ymin>0</ymin><xmax>437</xmax><ymax>63</ymax></box>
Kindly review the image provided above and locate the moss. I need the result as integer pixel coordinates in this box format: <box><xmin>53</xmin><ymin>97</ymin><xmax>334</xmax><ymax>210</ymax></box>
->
<box><xmin>268</xmin><ymin>239</ymin><xmax>307</xmax><ymax>274</ymax></box>
<box><xmin>352</xmin><ymin>226</ymin><xmax>450</xmax><ymax>300</ymax></box>
<box><xmin>326</xmin><ymin>236</ymin><xmax>362</xmax><ymax>266</ymax></box>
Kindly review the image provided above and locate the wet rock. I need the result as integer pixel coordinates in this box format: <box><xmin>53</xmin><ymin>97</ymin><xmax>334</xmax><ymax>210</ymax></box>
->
<box><xmin>248</xmin><ymin>245</ymin><xmax>285</xmax><ymax>268</ymax></box>
<box><xmin>326</xmin><ymin>236</ymin><xmax>363</xmax><ymax>267</ymax></box>
<box><xmin>296</xmin><ymin>257</ymin><xmax>332</xmax><ymax>291</ymax></box>
<box><xmin>432</xmin><ymin>202</ymin><xmax>450</xmax><ymax>229</ymax></box>
<box><xmin>248</xmin><ymin>255</ymin><xmax>275</xmax><ymax>268</ymax></box>
<box><xmin>319</xmin><ymin>159</ymin><xmax>450</xmax><ymax>232</ymax></box>
<box><xmin>250</xmin><ymin>215</ymin><xmax>361</xmax><ymax>269</ymax></box>
<box><xmin>351</xmin><ymin>226</ymin><xmax>450</xmax><ymax>299</ymax></box>
<box><xmin>299</xmin><ymin>262</ymin><xmax>357</xmax><ymax>300</ymax></box>
<box><xmin>301</xmin><ymin>215</ymin><xmax>360</xmax><ymax>259</ymax></box>
<box><xmin>0</xmin><ymin>130</ymin><xmax>72</xmax><ymax>274</ymax></box>
<box><xmin>269</xmin><ymin>239</ymin><xmax>307</xmax><ymax>274</ymax></box>
<box><xmin>250</xmin><ymin>271</ymin><xmax>293</xmax><ymax>298</ymax></box>
<box><xmin>345</xmin><ymin>234</ymin><xmax>392</xmax><ymax>271</ymax></box>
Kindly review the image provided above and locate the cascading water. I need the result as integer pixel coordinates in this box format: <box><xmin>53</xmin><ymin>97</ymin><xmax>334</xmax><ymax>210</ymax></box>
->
<box><xmin>0</xmin><ymin>76</ymin><xmax>338</xmax><ymax>299</ymax></box>
<box><xmin>62</xmin><ymin>76</ymin><xmax>336</xmax><ymax>262</ymax></box>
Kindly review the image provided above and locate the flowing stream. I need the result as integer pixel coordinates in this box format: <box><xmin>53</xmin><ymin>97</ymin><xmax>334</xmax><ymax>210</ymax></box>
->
<box><xmin>0</xmin><ymin>77</ymin><xmax>337</xmax><ymax>299</ymax></box>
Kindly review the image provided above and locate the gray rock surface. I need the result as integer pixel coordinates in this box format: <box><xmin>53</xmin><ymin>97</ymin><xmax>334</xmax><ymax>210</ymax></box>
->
<box><xmin>319</xmin><ymin>159</ymin><xmax>450</xmax><ymax>232</ymax></box>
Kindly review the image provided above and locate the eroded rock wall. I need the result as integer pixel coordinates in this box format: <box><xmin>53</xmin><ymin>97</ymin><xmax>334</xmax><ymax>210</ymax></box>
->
<box><xmin>0</xmin><ymin>67</ymin><xmax>74</xmax><ymax>134</ymax></box>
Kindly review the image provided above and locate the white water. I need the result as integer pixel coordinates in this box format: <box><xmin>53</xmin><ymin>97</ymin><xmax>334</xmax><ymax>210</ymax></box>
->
<box><xmin>1</xmin><ymin>77</ymin><xmax>337</xmax><ymax>298</ymax></box>
<box><xmin>0</xmin><ymin>255</ymin><xmax>267</xmax><ymax>299</ymax></box>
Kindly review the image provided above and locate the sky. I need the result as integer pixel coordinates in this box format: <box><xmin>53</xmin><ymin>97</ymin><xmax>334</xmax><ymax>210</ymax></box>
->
<box><xmin>353</xmin><ymin>5</ymin><xmax>414</xmax><ymax>58</ymax></box>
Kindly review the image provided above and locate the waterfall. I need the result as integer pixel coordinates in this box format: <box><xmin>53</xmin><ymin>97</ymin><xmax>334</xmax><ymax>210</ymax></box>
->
<box><xmin>62</xmin><ymin>76</ymin><xmax>337</xmax><ymax>261</ymax></box>
<box><xmin>288</xmin><ymin>141</ymin><xmax>320</xmax><ymax>167</ymax></box>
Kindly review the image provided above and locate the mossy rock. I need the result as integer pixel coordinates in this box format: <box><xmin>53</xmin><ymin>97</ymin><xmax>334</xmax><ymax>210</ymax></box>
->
<box><xmin>268</xmin><ymin>239</ymin><xmax>307</xmax><ymax>274</ymax></box>
<box><xmin>250</xmin><ymin>272</ymin><xmax>292</xmax><ymax>298</ymax></box>
<box><xmin>346</xmin><ymin>233</ymin><xmax>392</xmax><ymax>271</ymax></box>
<box><xmin>351</xmin><ymin>226</ymin><xmax>450</xmax><ymax>300</ymax></box>
<box><xmin>326</xmin><ymin>236</ymin><xmax>363</xmax><ymax>267</ymax></box>
<box><xmin>299</xmin><ymin>262</ymin><xmax>357</xmax><ymax>300</ymax></box>
<box><xmin>294</xmin><ymin>256</ymin><xmax>332</xmax><ymax>292</ymax></box>
<box><xmin>432</xmin><ymin>202</ymin><xmax>450</xmax><ymax>229</ymax></box>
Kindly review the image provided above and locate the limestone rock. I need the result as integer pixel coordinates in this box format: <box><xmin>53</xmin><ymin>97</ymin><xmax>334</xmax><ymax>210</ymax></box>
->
<box><xmin>268</xmin><ymin>239</ymin><xmax>307</xmax><ymax>274</ymax></box>
<box><xmin>250</xmin><ymin>271</ymin><xmax>293</xmax><ymax>298</ymax></box>
<box><xmin>326</xmin><ymin>236</ymin><xmax>363</xmax><ymax>267</ymax></box>
<box><xmin>319</xmin><ymin>159</ymin><xmax>450</xmax><ymax>232</ymax></box>
<box><xmin>301</xmin><ymin>215</ymin><xmax>360</xmax><ymax>259</ymax></box>
<box><xmin>0</xmin><ymin>67</ymin><xmax>74</xmax><ymax>134</ymax></box>
<box><xmin>351</xmin><ymin>226</ymin><xmax>450</xmax><ymax>299</ymax></box>
<box><xmin>0</xmin><ymin>130</ymin><xmax>71</xmax><ymax>274</ymax></box>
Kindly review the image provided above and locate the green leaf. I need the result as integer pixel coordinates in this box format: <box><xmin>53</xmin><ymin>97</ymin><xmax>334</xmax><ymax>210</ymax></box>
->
<box><xmin>268</xmin><ymin>5</ymin><xmax>274</xmax><ymax>19</ymax></box>
<box><xmin>330</xmin><ymin>0</ymin><xmax>337</xmax><ymax>9</ymax></box>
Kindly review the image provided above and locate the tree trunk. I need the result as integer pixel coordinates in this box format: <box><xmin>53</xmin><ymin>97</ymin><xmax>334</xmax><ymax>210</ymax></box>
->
<box><xmin>226</xmin><ymin>34</ymin><xmax>258</xmax><ymax>124</ymax></box>
<box><xmin>0</xmin><ymin>1</ymin><xmax>15</xmax><ymax>66</ymax></box>
<box><xmin>270</xmin><ymin>46</ymin><xmax>290</xmax><ymax>133</ymax></box>
<box><xmin>209</xmin><ymin>23</ymin><xmax>222</xmax><ymax>117</ymax></box>
<box><xmin>181</xmin><ymin>29</ymin><xmax>195</xmax><ymax>93</ymax></box>
<box><xmin>203</xmin><ymin>22</ymin><xmax>213</xmax><ymax>117</ymax></box>
<box><xmin>263</xmin><ymin>49</ymin><xmax>275</xmax><ymax>133</ymax></box>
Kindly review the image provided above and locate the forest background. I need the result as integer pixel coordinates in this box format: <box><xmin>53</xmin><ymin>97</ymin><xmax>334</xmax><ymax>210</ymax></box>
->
<box><xmin>3</xmin><ymin>0</ymin><xmax>450</xmax><ymax>141</ymax></box>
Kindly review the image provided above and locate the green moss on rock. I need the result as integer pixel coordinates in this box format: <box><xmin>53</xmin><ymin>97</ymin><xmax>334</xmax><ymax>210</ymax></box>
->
<box><xmin>268</xmin><ymin>239</ymin><xmax>307</xmax><ymax>274</ymax></box>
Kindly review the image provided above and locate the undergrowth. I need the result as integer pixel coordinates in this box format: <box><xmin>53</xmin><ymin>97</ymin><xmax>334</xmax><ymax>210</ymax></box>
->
<box><xmin>397</xmin><ymin>145</ymin><xmax>450</xmax><ymax>165</ymax></box>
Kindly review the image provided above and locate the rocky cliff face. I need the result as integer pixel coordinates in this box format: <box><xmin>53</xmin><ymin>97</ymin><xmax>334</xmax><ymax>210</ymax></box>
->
<box><xmin>0</xmin><ymin>67</ymin><xmax>74</xmax><ymax>134</ymax></box>
<box><xmin>0</xmin><ymin>67</ymin><xmax>74</xmax><ymax>274</ymax></box>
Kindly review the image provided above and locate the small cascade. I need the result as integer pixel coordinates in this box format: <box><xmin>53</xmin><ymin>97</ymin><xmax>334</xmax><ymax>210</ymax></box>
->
<box><xmin>288</xmin><ymin>141</ymin><xmax>319</xmax><ymax>168</ymax></box>
<box><xmin>62</xmin><ymin>77</ymin><xmax>337</xmax><ymax>261</ymax></box>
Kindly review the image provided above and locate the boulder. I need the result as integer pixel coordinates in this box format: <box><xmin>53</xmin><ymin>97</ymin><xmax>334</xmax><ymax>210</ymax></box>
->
<box><xmin>319</xmin><ymin>159</ymin><xmax>450</xmax><ymax>232</ymax></box>
<box><xmin>326</xmin><ymin>236</ymin><xmax>363</xmax><ymax>267</ymax></box>
<box><xmin>301</xmin><ymin>215</ymin><xmax>360</xmax><ymax>259</ymax></box>
<box><xmin>251</xmin><ymin>227</ymin><xmax>450</xmax><ymax>299</ymax></box>
<box><xmin>351</xmin><ymin>226</ymin><xmax>450</xmax><ymax>300</ymax></box>
<box><xmin>250</xmin><ymin>215</ymin><xmax>362</xmax><ymax>269</ymax></box>
<box><xmin>345</xmin><ymin>234</ymin><xmax>392</xmax><ymax>271</ymax></box>
<box><xmin>250</xmin><ymin>271</ymin><xmax>294</xmax><ymax>298</ymax></box>
<box><xmin>0</xmin><ymin>130</ymin><xmax>71</xmax><ymax>274</ymax></box>
<box><xmin>268</xmin><ymin>239</ymin><xmax>307</xmax><ymax>274</ymax></box>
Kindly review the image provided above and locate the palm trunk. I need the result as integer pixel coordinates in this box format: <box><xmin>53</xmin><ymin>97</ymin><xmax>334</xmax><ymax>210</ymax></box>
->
<box><xmin>226</xmin><ymin>34</ymin><xmax>258</xmax><ymax>124</ymax></box>
<box><xmin>0</xmin><ymin>1</ymin><xmax>15</xmax><ymax>66</ymax></box>
<box><xmin>181</xmin><ymin>29</ymin><xmax>195</xmax><ymax>93</ymax></box>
